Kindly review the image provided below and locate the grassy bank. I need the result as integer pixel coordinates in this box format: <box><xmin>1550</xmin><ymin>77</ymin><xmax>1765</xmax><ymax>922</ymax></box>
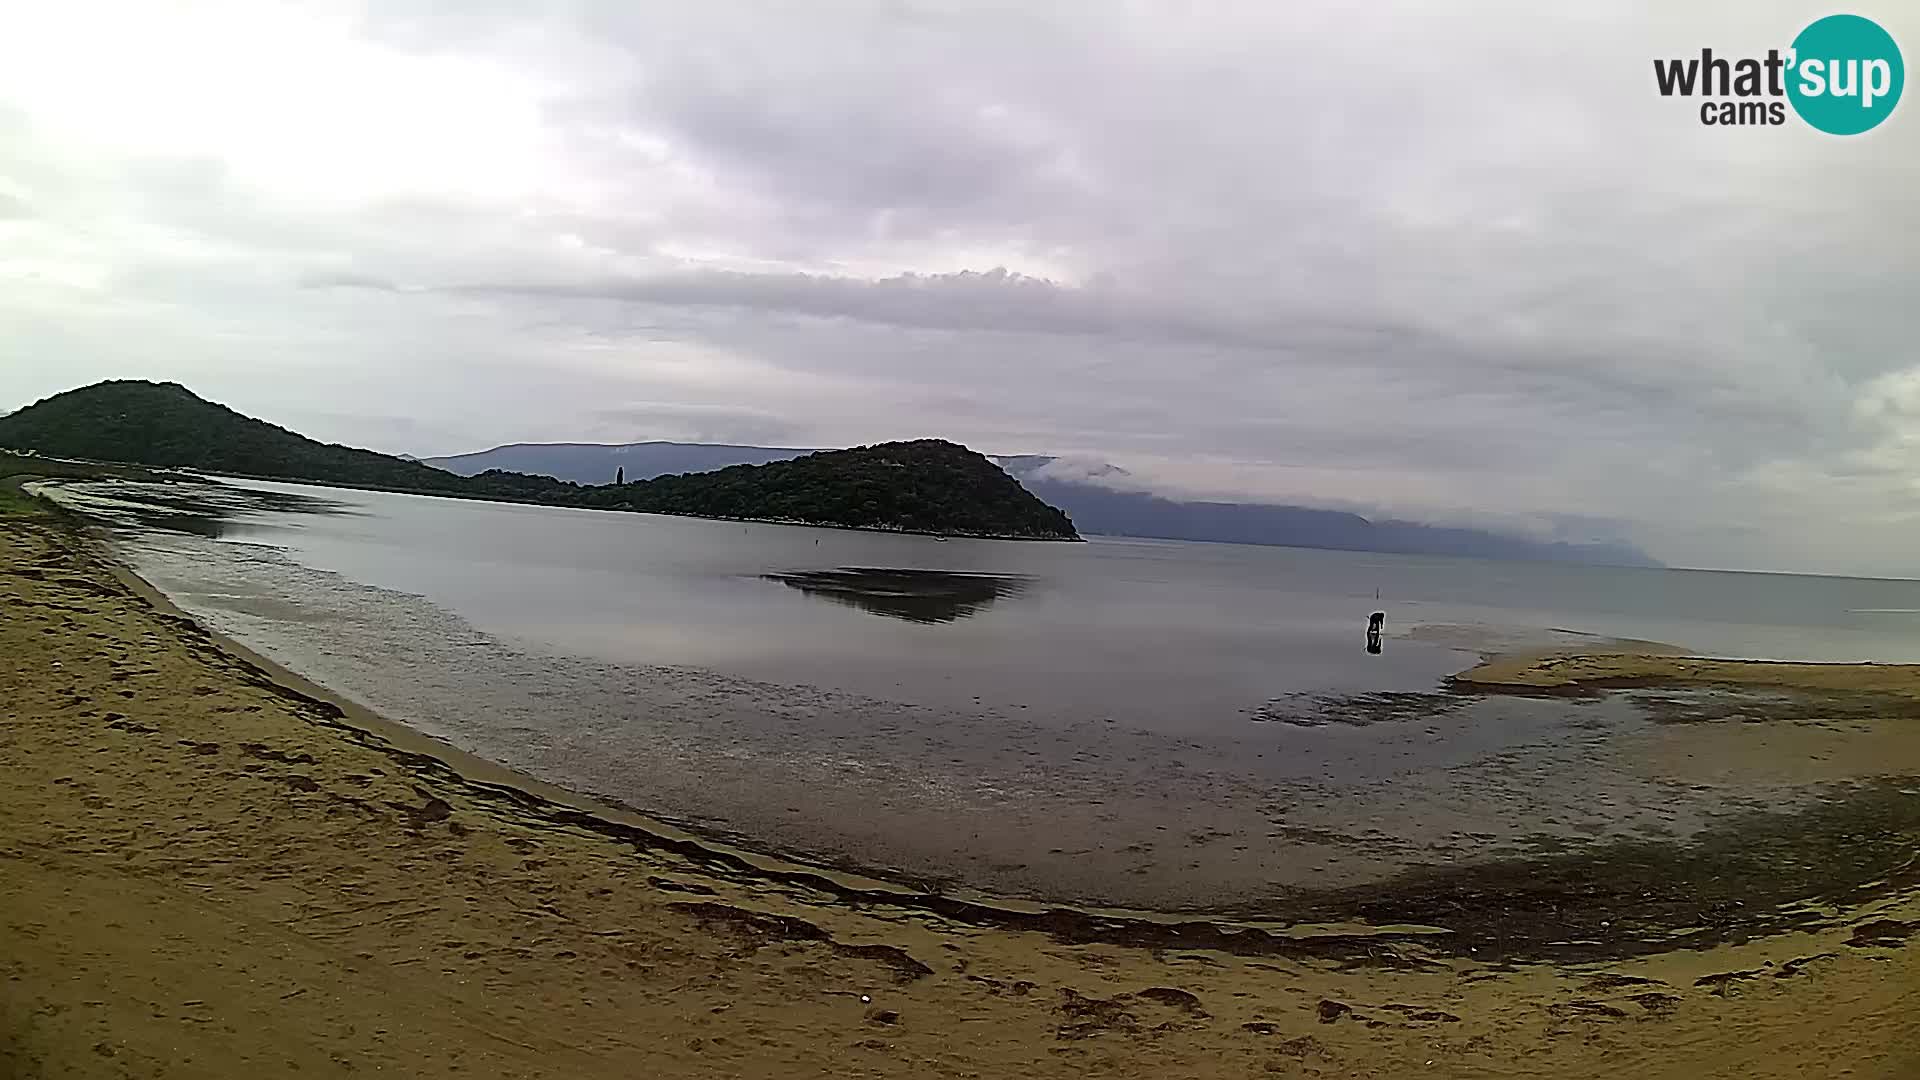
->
<box><xmin>0</xmin><ymin>488</ymin><xmax>42</xmax><ymax>516</ymax></box>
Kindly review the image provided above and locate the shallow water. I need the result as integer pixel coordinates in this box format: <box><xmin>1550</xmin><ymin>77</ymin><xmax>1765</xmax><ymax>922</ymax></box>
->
<box><xmin>40</xmin><ymin>475</ymin><xmax>1920</xmax><ymax>910</ymax></box>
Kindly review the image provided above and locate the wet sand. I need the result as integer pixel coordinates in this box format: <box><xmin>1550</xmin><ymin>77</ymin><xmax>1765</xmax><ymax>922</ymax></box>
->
<box><xmin>94</xmin><ymin>513</ymin><xmax>1890</xmax><ymax>915</ymax></box>
<box><xmin>5</xmin><ymin>514</ymin><xmax>1920</xmax><ymax>1077</ymax></box>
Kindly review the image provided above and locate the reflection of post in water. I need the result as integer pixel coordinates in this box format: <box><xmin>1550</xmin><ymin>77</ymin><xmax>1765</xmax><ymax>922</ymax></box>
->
<box><xmin>1366</xmin><ymin>610</ymin><xmax>1384</xmax><ymax>654</ymax></box>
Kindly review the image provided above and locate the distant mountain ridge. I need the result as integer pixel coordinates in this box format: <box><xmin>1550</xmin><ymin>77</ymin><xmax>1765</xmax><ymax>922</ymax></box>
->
<box><xmin>1010</xmin><ymin>466</ymin><xmax>1657</xmax><ymax>567</ymax></box>
<box><xmin>428</xmin><ymin>442</ymin><xmax>813</xmax><ymax>485</ymax></box>
<box><xmin>0</xmin><ymin>382</ymin><xmax>1078</xmax><ymax>540</ymax></box>
<box><xmin>429</xmin><ymin>440</ymin><xmax>1660</xmax><ymax>567</ymax></box>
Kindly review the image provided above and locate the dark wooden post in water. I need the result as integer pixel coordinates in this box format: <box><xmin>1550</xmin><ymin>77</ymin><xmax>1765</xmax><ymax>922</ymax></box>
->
<box><xmin>615</xmin><ymin>466</ymin><xmax>624</xmax><ymax>485</ymax></box>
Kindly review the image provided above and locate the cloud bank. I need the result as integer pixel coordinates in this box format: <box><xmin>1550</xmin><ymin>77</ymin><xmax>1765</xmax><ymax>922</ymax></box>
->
<box><xmin>1</xmin><ymin>1</ymin><xmax>1917</xmax><ymax>573</ymax></box>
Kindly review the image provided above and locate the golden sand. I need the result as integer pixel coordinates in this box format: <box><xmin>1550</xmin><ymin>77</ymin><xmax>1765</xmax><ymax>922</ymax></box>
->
<box><xmin>3</xmin><ymin>516</ymin><xmax>1917</xmax><ymax>1078</ymax></box>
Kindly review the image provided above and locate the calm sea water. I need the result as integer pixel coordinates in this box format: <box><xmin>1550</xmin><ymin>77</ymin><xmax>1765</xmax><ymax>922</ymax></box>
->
<box><xmin>47</xmin><ymin>475</ymin><xmax>1920</xmax><ymax>911</ymax></box>
<box><xmin>189</xmin><ymin>478</ymin><xmax>1920</xmax><ymax>687</ymax></box>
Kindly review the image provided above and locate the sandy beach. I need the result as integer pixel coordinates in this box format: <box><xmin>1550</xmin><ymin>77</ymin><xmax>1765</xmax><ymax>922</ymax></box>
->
<box><xmin>5</xmin><ymin>512</ymin><xmax>1920</xmax><ymax>1078</ymax></box>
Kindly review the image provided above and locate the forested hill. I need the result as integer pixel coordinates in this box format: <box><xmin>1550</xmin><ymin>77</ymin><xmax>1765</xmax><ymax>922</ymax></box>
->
<box><xmin>0</xmin><ymin>381</ymin><xmax>1079</xmax><ymax>539</ymax></box>
<box><xmin>0</xmin><ymin>380</ymin><xmax>486</xmax><ymax>494</ymax></box>
<box><xmin>579</xmin><ymin>440</ymin><xmax>1079</xmax><ymax>539</ymax></box>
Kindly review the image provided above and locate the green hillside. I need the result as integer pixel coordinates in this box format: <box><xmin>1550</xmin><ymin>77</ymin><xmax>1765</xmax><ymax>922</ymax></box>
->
<box><xmin>586</xmin><ymin>440</ymin><xmax>1079</xmax><ymax>539</ymax></box>
<box><xmin>0</xmin><ymin>381</ymin><xmax>1078</xmax><ymax>539</ymax></box>
<box><xmin>0</xmin><ymin>381</ymin><xmax>481</xmax><ymax>493</ymax></box>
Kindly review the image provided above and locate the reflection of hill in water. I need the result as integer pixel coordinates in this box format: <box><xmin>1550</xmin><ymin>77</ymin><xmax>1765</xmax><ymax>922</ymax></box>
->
<box><xmin>763</xmin><ymin>567</ymin><xmax>1032</xmax><ymax>623</ymax></box>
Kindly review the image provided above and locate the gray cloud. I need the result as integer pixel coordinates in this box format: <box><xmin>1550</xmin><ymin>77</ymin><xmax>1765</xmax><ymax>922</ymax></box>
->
<box><xmin>589</xmin><ymin>400</ymin><xmax>807</xmax><ymax>446</ymax></box>
<box><xmin>1</xmin><ymin>0</ymin><xmax>1917</xmax><ymax>574</ymax></box>
<box><xmin>297</xmin><ymin>269</ymin><xmax>402</xmax><ymax>291</ymax></box>
<box><xmin>434</xmin><ymin>268</ymin><xmax>1409</xmax><ymax>353</ymax></box>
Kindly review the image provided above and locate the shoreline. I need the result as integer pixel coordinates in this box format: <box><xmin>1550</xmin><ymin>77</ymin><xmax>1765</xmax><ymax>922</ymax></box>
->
<box><xmin>7</xmin><ymin>513</ymin><xmax>1920</xmax><ymax>1076</ymax></box>
<box><xmin>84</xmin><ymin>517</ymin><xmax>1594</xmax><ymax>956</ymax></box>
<box><xmin>62</xmin><ymin>511</ymin><xmax>1920</xmax><ymax>956</ymax></box>
<box><xmin>83</xmin><ymin>513</ymin><xmax>1497</xmax><ymax>955</ymax></box>
<box><xmin>103</xmin><ymin>532</ymin><xmax>1383</xmax><ymax>947</ymax></box>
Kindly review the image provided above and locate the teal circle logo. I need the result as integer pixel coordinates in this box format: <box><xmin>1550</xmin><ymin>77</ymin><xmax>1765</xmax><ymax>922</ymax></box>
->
<box><xmin>1788</xmin><ymin>14</ymin><xmax>1904</xmax><ymax>134</ymax></box>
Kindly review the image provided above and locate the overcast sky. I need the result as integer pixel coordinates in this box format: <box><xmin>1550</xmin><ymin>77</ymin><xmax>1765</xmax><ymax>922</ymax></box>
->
<box><xmin>2</xmin><ymin>2</ymin><xmax>1916</xmax><ymax>574</ymax></box>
